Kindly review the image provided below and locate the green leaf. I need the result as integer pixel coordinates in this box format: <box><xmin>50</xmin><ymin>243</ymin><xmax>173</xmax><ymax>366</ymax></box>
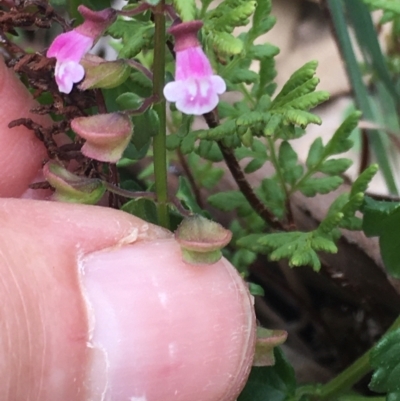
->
<box><xmin>272</xmin><ymin>61</ymin><xmax>319</xmax><ymax>105</ymax></box>
<box><xmin>350</xmin><ymin>163</ymin><xmax>378</xmax><ymax>197</ymax></box>
<box><xmin>208</xmin><ymin>0</ymin><xmax>257</xmax><ymax>32</ymax></box>
<box><xmin>196</xmin><ymin>140</ymin><xmax>224</xmax><ymax>162</ymax></box>
<box><xmin>249</xmin><ymin>282</ymin><xmax>265</xmax><ymax>297</ymax></box>
<box><xmin>107</xmin><ymin>19</ymin><xmax>154</xmax><ymax>59</ymax></box>
<box><xmin>172</xmin><ymin>0</ymin><xmax>196</xmax><ymax>21</ymax></box>
<box><xmin>238</xmin><ymin>233</ymin><xmax>270</xmax><ymax>254</ymax></box>
<box><xmin>263</xmin><ymin>115</ymin><xmax>282</xmax><ymax>136</ymax></box>
<box><xmin>364</xmin><ymin>0</ymin><xmax>400</xmax><ymax>14</ymax></box>
<box><xmin>298</xmin><ymin>176</ymin><xmax>343</xmax><ymax>197</ymax></box>
<box><xmin>243</xmin><ymin>158</ymin><xmax>264</xmax><ymax>173</ymax></box>
<box><xmin>181</xmin><ymin>131</ymin><xmax>198</xmax><ymax>154</ymax></box>
<box><xmin>376</xmin><ymin>208</ymin><xmax>400</xmax><ymax>278</ymax></box>
<box><xmin>116</xmin><ymin>92</ymin><xmax>143</xmax><ymax>110</ymax></box>
<box><xmin>281</xmin><ymin>110</ymin><xmax>322</xmax><ymax>127</ymax></box>
<box><xmin>363</xmin><ymin>197</ymin><xmax>400</xmax><ymax>237</ymax></box>
<box><xmin>122</xmin><ymin>198</ymin><xmax>158</xmax><ymax>225</ymax></box>
<box><xmin>259</xmin><ymin>177</ymin><xmax>286</xmax><ymax>219</ymax></box>
<box><xmin>324</xmin><ymin>111</ymin><xmax>360</xmax><ymax>155</ymax></box>
<box><xmin>188</xmin><ymin>154</ymin><xmax>224</xmax><ymax>189</ymax></box>
<box><xmin>197</xmin><ymin>120</ymin><xmax>237</xmax><ymax>140</ymax></box>
<box><xmin>310</xmin><ymin>236</ymin><xmax>338</xmax><ymax>253</ymax></box>
<box><xmin>318</xmin><ymin>158</ymin><xmax>353</xmax><ymax>175</ymax></box>
<box><xmin>208</xmin><ymin>191</ymin><xmax>247</xmax><ymax>212</ymax></box>
<box><xmin>363</xmin><ymin>198</ymin><xmax>400</xmax><ymax>278</ymax></box>
<box><xmin>278</xmin><ymin>141</ymin><xmax>303</xmax><ymax>185</ymax></box>
<box><xmin>228</xmin><ymin>69</ymin><xmax>259</xmax><ymax>85</ymax></box>
<box><xmin>176</xmin><ymin>176</ymin><xmax>205</xmax><ymax>215</ymax></box>
<box><xmin>283</xmin><ymin>91</ymin><xmax>330</xmax><ymax>111</ymax></box>
<box><xmin>306</xmin><ymin>138</ymin><xmax>324</xmax><ymax>169</ymax></box>
<box><xmin>370</xmin><ymin>329</ymin><xmax>400</xmax><ymax>394</ymax></box>
<box><xmin>238</xmin><ymin>348</ymin><xmax>296</xmax><ymax>401</ymax></box>
<box><xmin>131</xmin><ymin>109</ymin><xmax>159</xmax><ymax>153</ymax></box>
<box><xmin>318</xmin><ymin>212</ymin><xmax>344</xmax><ymax>235</ymax></box>
<box><xmin>237</xmin><ymin>111</ymin><xmax>266</xmax><ymax>126</ymax></box>
<box><xmin>209</xmin><ymin>31</ymin><xmax>244</xmax><ymax>56</ymax></box>
<box><xmin>248</xmin><ymin>44</ymin><xmax>280</xmax><ymax>60</ymax></box>
<box><xmin>166</xmin><ymin>134</ymin><xmax>182</xmax><ymax>150</ymax></box>
<box><xmin>261</xmin><ymin>232</ymin><xmax>324</xmax><ymax>270</ymax></box>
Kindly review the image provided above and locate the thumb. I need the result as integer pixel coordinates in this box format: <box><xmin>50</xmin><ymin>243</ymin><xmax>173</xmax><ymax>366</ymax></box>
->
<box><xmin>0</xmin><ymin>59</ymin><xmax>49</xmax><ymax>197</ymax></box>
<box><xmin>0</xmin><ymin>48</ymin><xmax>255</xmax><ymax>401</ymax></box>
<box><xmin>1</xmin><ymin>198</ymin><xmax>255</xmax><ymax>401</ymax></box>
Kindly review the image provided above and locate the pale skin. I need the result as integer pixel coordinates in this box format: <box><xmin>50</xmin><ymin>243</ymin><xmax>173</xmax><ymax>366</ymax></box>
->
<box><xmin>0</xmin><ymin>59</ymin><xmax>255</xmax><ymax>400</ymax></box>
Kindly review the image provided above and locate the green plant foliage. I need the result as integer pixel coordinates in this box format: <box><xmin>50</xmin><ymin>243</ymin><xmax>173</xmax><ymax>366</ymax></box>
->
<box><xmin>370</xmin><ymin>328</ymin><xmax>400</xmax><ymax>401</ymax></box>
<box><xmin>238</xmin><ymin>348</ymin><xmax>296</xmax><ymax>401</ymax></box>
<box><xmin>208</xmin><ymin>190</ymin><xmax>248</xmax><ymax>212</ymax></box>
<box><xmin>363</xmin><ymin>197</ymin><xmax>400</xmax><ymax>278</ymax></box>
<box><xmin>269</xmin><ymin>61</ymin><xmax>330</xmax><ymax>128</ymax></box>
<box><xmin>363</xmin><ymin>0</ymin><xmax>400</xmax><ymax>14</ymax></box>
<box><xmin>122</xmin><ymin>198</ymin><xmax>159</xmax><ymax>225</ymax></box>
<box><xmin>187</xmin><ymin>153</ymin><xmax>225</xmax><ymax>190</ymax></box>
<box><xmin>171</xmin><ymin>0</ymin><xmax>196</xmax><ymax>21</ymax></box>
<box><xmin>175</xmin><ymin>177</ymin><xmax>206</xmax><ymax>216</ymax></box>
<box><xmin>107</xmin><ymin>19</ymin><xmax>154</xmax><ymax>59</ymax></box>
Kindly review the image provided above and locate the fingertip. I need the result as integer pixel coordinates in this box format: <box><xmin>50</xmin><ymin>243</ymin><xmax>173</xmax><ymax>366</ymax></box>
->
<box><xmin>81</xmin><ymin>239</ymin><xmax>255</xmax><ymax>401</ymax></box>
<box><xmin>0</xmin><ymin>57</ymin><xmax>48</xmax><ymax>197</ymax></box>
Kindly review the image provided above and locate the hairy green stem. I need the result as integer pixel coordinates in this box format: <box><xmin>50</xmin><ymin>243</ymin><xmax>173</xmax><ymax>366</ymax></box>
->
<box><xmin>312</xmin><ymin>315</ymin><xmax>400</xmax><ymax>400</ymax></box>
<box><xmin>152</xmin><ymin>1</ymin><xmax>169</xmax><ymax>229</ymax></box>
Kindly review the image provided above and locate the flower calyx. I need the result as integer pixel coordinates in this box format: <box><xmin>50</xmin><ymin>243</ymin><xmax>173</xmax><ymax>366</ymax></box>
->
<box><xmin>43</xmin><ymin>161</ymin><xmax>106</xmax><ymax>204</ymax></box>
<box><xmin>71</xmin><ymin>112</ymin><xmax>133</xmax><ymax>163</ymax></box>
<box><xmin>175</xmin><ymin>215</ymin><xmax>232</xmax><ymax>265</ymax></box>
<box><xmin>253</xmin><ymin>328</ymin><xmax>288</xmax><ymax>367</ymax></box>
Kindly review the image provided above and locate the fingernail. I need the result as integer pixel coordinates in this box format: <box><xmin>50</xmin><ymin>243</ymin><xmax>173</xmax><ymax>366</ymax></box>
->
<box><xmin>80</xmin><ymin>238</ymin><xmax>255</xmax><ymax>401</ymax></box>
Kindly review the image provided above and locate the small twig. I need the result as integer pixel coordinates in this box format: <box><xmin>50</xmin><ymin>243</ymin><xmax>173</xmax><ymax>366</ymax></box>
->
<box><xmin>123</xmin><ymin>95</ymin><xmax>156</xmax><ymax>116</ymax></box>
<box><xmin>94</xmin><ymin>89</ymin><xmax>107</xmax><ymax>114</ymax></box>
<box><xmin>125</xmin><ymin>59</ymin><xmax>153</xmax><ymax>81</ymax></box>
<box><xmin>105</xmin><ymin>183</ymin><xmax>157</xmax><ymax>200</ymax></box>
<box><xmin>105</xmin><ymin>183</ymin><xmax>192</xmax><ymax>218</ymax></box>
<box><xmin>202</xmin><ymin>111</ymin><xmax>285</xmax><ymax>230</ymax></box>
<box><xmin>169</xmin><ymin>196</ymin><xmax>192</xmax><ymax>217</ymax></box>
<box><xmin>116</xmin><ymin>2</ymin><xmax>151</xmax><ymax>17</ymax></box>
<box><xmin>164</xmin><ymin>4</ymin><xmax>181</xmax><ymax>22</ymax></box>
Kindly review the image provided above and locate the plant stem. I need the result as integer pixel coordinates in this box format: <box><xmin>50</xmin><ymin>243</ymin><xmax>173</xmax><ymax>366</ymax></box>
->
<box><xmin>202</xmin><ymin>111</ymin><xmax>285</xmax><ymax>230</ymax></box>
<box><xmin>152</xmin><ymin>1</ymin><xmax>169</xmax><ymax>229</ymax></box>
<box><xmin>313</xmin><ymin>315</ymin><xmax>400</xmax><ymax>401</ymax></box>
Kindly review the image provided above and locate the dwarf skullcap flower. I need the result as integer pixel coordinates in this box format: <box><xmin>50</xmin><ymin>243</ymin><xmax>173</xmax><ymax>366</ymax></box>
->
<box><xmin>163</xmin><ymin>21</ymin><xmax>226</xmax><ymax>116</ymax></box>
<box><xmin>47</xmin><ymin>5</ymin><xmax>116</xmax><ymax>94</ymax></box>
<box><xmin>47</xmin><ymin>31</ymin><xmax>93</xmax><ymax>94</ymax></box>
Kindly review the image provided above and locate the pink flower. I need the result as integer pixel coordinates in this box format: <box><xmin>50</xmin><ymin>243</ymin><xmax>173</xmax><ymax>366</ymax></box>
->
<box><xmin>163</xmin><ymin>21</ymin><xmax>226</xmax><ymax>116</ymax></box>
<box><xmin>47</xmin><ymin>5</ymin><xmax>116</xmax><ymax>94</ymax></box>
<box><xmin>47</xmin><ymin>31</ymin><xmax>93</xmax><ymax>93</ymax></box>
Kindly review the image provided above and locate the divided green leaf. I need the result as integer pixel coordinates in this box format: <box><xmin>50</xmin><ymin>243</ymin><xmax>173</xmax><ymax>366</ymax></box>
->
<box><xmin>370</xmin><ymin>329</ymin><xmax>400</xmax><ymax>399</ymax></box>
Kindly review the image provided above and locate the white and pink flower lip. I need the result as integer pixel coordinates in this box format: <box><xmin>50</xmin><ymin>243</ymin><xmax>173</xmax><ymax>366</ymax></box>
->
<box><xmin>47</xmin><ymin>6</ymin><xmax>116</xmax><ymax>94</ymax></box>
<box><xmin>163</xmin><ymin>20</ymin><xmax>226</xmax><ymax>116</ymax></box>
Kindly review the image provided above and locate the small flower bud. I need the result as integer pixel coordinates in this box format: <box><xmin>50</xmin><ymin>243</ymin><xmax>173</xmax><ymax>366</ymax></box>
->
<box><xmin>71</xmin><ymin>112</ymin><xmax>133</xmax><ymax>163</ymax></box>
<box><xmin>43</xmin><ymin>161</ymin><xmax>106</xmax><ymax>204</ymax></box>
<box><xmin>253</xmin><ymin>328</ymin><xmax>287</xmax><ymax>367</ymax></box>
<box><xmin>79</xmin><ymin>55</ymin><xmax>130</xmax><ymax>90</ymax></box>
<box><xmin>175</xmin><ymin>215</ymin><xmax>232</xmax><ymax>265</ymax></box>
